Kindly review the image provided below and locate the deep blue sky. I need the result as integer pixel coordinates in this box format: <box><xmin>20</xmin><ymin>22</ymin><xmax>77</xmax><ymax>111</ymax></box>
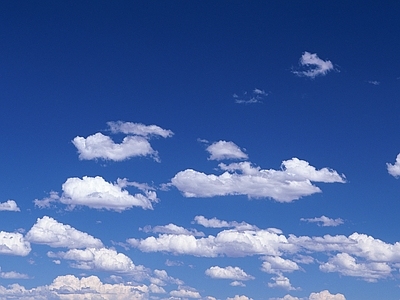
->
<box><xmin>1</xmin><ymin>1</ymin><xmax>400</xmax><ymax>299</ymax></box>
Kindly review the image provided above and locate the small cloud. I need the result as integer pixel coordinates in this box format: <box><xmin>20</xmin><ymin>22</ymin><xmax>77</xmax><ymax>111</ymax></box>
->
<box><xmin>234</xmin><ymin>88</ymin><xmax>268</xmax><ymax>104</ymax></box>
<box><xmin>206</xmin><ymin>140</ymin><xmax>248</xmax><ymax>161</ymax></box>
<box><xmin>293</xmin><ymin>52</ymin><xmax>334</xmax><ymax>78</ymax></box>
<box><xmin>367</xmin><ymin>80</ymin><xmax>380</xmax><ymax>85</ymax></box>
<box><xmin>387</xmin><ymin>154</ymin><xmax>400</xmax><ymax>177</ymax></box>
<box><xmin>0</xmin><ymin>200</ymin><xmax>20</xmax><ymax>212</ymax></box>
<box><xmin>300</xmin><ymin>215</ymin><xmax>344</xmax><ymax>227</ymax></box>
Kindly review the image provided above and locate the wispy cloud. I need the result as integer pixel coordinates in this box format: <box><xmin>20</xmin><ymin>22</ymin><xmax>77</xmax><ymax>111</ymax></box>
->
<box><xmin>300</xmin><ymin>215</ymin><xmax>344</xmax><ymax>227</ymax></box>
<box><xmin>293</xmin><ymin>52</ymin><xmax>334</xmax><ymax>78</ymax></box>
<box><xmin>234</xmin><ymin>88</ymin><xmax>268</xmax><ymax>104</ymax></box>
<box><xmin>367</xmin><ymin>80</ymin><xmax>380</xmax><ymax>85</ymax></box>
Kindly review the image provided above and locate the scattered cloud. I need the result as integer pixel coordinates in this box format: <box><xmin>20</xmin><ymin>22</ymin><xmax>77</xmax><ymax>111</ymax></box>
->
<box><xmin>261</xmin><ymin>256</ymin><xmax>300</xmax><ymax>274</ymax></box>
<box><xmin>170</xmin><ymin>288</ymin><xmax>201</xmax><ymax>298</ymax></box>
<box><xmin>26</xmin><ymin>216</ymin><xmax>103</xmax><ymax>248</ymax></box>
<box><xmin>206</xmin><ymin>140</ymin><xmax>248</xmax><ymax>161</ymax></box>
<box><xmin>193</xmin><ymin>215</ymin><xmax>259</xmax><ymax>231</ymax></box>
<box><xmin>0</xmin><ymin>231</ymin><xmax>31</xmax><ymax>256</ymax></box>
<box><xmin>0</xmin><ymin>269</ymin><xmax>29</xmax><ymax>279</ymax></box>
<box><xmin>34</xmin><ymin>176</ymin><xmax>157</xmax><ymax>211</ymax></box>
<box><xmin>293</xmin><ymin>52</ymin><xmax>334</xmax><ymax>78</ymax></box>
<box><xmin>107</xmin><ymin>121</ymin><xmax>174</xmax><ymax>138</ymax></box>
<box><xmin>0</xmin><ymin>200</ymin><xmax>20</xmax><ymax>212</ymax></box>
<box><xmin>268</xmin><ymin>274</ymin><xmax>298</xmax><ymax>290</ymax></box>
<box><xmin>300</xmin><ymin>215</ymin><xmax>344</xmax><ymax>227</ymax></box>
<box><xmin>387</xmin><ymin>154</ymin><xmax>400</xmax><ymax>177</ymax></box>
<box><xmin>171</xmin><ymin>158</ymin><xmax>345</xmax><ymax>202</ymax></box>
<box><xmin>141</xmin><ymin>224</ymin><xmax>204</xmax><ymax>237</ymax></box>
<box><xmin>230</xmin><ymin>281</ymin><xmax>246</xmax><ymax>287</ymax></box>
<box><xmin>308</xmin><ymin>290</ymin><xmax>346</xmax><ymax>300</ymax></box>
<box><xmin>234</xmin><ymin>88</ymin><xmax>268</xmax><ymax>104</ymax></box>
<box><xmin>205</xmin><ymin>266</ymin><xmax>254</xmax><ymax>281</ymax></box>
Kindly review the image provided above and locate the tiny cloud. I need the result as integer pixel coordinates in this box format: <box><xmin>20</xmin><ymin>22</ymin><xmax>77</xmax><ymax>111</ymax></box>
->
<box><xmin>293</xmin><ymin>52</ymin><xmax>334</xmax><ymax>78</ymax></box>
<box><xmin>300</xmin><ymin>215</ymin><xmax>344</xmax><ymax>227</ymax></box>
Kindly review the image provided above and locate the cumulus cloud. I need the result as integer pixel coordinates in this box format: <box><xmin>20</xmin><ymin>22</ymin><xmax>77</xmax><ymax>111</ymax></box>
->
<box><xmin>0</xmin><ymin>200</ymin><xmax>20</xmax><ymax>212</ymax></box>
<box><xmin>0</xmin><ymin>269</ymin><xmax>29</xmax><ymax>279</ymax></box>
<box><xmin>387</xmin><ymin>154</ymin><xmax>400</xmax><ymax>177</ymax></box>
<box><xmin>293</xmin><ymin>52</ymin><xmax>334</xmax><ymax>78</ymax></box>
<box><xmin>26</xmin><ymin>216</ymin><xmax>103</xmax><ymax>248</ymax></box>
<box><xmin>300</xmin><ymin>215</ymin><xmax>344</xmax><ymax>227</ymax></box>
<box><xmin>268</xmin><ymin>274</ymin><xmax>297</xmax><ymax>290</ymax></box>
<box><xmin>205</xmin><ymin>266</ymin><xmax>254</xmax><ymax>281</ymax></box>
<box><xmin>308</xmin><ymin>290</ymin><xmax>346</xmax><ymax>300</ymax></box>
<box><xmin>230</xmin><ymin>281</ymin><xmax>246</xmax><ymax>287</ymax></box>
<box><xmin>193</xmin><ymin>216</ymin><xmax>258</xmax><ymax>231</ymax></box>
<box><xmin>0</xmin><ymin>231</ymin><xmax>31</xmax><ymax>256</ymax></box>
<box><xmin>170</xmin><ymin>288</ymin><xmax>201</xmax><ymax>298</ymax></box>
<box><xmin>261</xmin><ymin>256</ymin><xmax>300</xmax><ymax>274</ymax></box>
<box><xmin>206</xmin><ymin>141</ymin><xmax>248</xmax><ymax>161</ymax></box>
<box><xmin>48</xmin><ymin>247</ymin><xmax>148</xmax><ymax>277</ymax></box>
<box><xmin>35</xmin><ymin>176</ymin><xmax>157</xmax><ymax>211</ymax></box>
<box><xmin>234</xmin><ymin>88</ymin><xmax>268</xmax><ymax>104</ymax></box>
<box><xmin>73</xmin><ymin>121</ymin><xmax>173</xmax><ymax>162</ymax></box>
<box><xmin>227</xmin><ymin>295</ymin><xmax>253</xmax><ymax>300</ymax></box>
<box><xmin>151</xmin><ymin>269</ymin><xmax>184</xmax><ymax>286</ymax></box>
<box><xmin>269</xmin><ymin>295</ymin><xmax>302</xmax><ymax>300</ymax></box>
<box><xmin>141</xmin><ymin>224</ymin><xmax>204</xmax><ymax>237</ymax></box>
<box><xmin>171</xmin><ymin>158</ymin><xmax>345</xmax><ymax>202</ymax></box>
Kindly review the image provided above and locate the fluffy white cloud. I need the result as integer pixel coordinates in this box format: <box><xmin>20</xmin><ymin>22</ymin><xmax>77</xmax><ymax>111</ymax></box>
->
<box><xmin>0</xmin><ymin>200</ymin><xmax>20</xmax><ymax>212</ymax></box>
<box><xmin>319</xmin><ymin>252</ymin><xmax>392</xmax><ymax>282</ymax></box>
<box><xmin>268</xmin><ymin>274</ymin><xmax>297</xmax><ymax>290</ymax></box>
<box><xmin>270</xmin><ymin>295</ymin><xmax>302</xmax><ymax>300</ymax></box>
<box><xmin>230</xmin><ymin>281</ymin><xmax>246</xmax><ymax>287</ymax></box>
<box><xmin>141</xmin><ymin>223</ymin><xmax>204</xmax><ymax>237</ymax></box>
<box><xmin>107</xmin><ymin>121</ymin><xmax>173</xmax><ymax>138</ymax></box>
<box><xmin>261</xmin><ymin>256</ymin><xmax>300</xmax><ymax>274</ymax></box>
<box><xmin>227</xmin><ymin>295</ymin><xmax>253</xmax><ymax>300</ymax></box>
<box><xmin>308</xmin><ymin>290</ymin><xmax>346</xmax><ymax>300</ymax></box>
<box><xmin>387</xmin><ymin>154</ymin><xmax>400</xmax><ymax>177</ymax></box>
<box><xmin>300</xmin><ymin>215</ymin><xmax>344</xmax><ymax>227</ymax></box>
<box><xmin>205</xmin><ymin>266</ymin><xmax>254</xmax><ymax>281</ymax></box>
<box><xmin>0</xmin><ymin>231</ymin><xmax>31</xmax><ymax>256</ymax></box>
<box><xmin>26</xmin><ymin>216</ymin><xmax>103</xmax><ymax>248</ymax></box>
<box><xmin>0</xmin><ymin>269</ymin><xmax>29</xmax><ymax>279</ymax></box>
<box><xmin>35</xmin><ymin>176</ymin><xmax>157</xmax><ymax>211</ymax></box>
<box><xmin>73</xmin><ymin>133</ymin><xmax>158</xmax><ymax>161</ymax></box>
<box><xmin>193</xmin><ymin>216</ymin><xmax>258</xmax><ymax>231</ymax></box>
<box><xmin>151</xmin><ymin>269</ymin><xmax>184</xmax><ymax>286</ymax></box>
<box><xmin>49</xmin><ymin>247</ymin><xmax>148</xmax><ymax>277</ymax></box>
<box><xmin>206</xmin><ymin>141</ymin><xmax>248</xmax><ymax>161</ymax></box>
<box><xmin>293</xmin><ymin>52</ymin><xmax>334</xmax><ymax>78</ymax></box>
<box><xmin>170</xmin><ymin>288</ymin><xmax>201</xmax><ymax>298</ymax></box>
<box><xmin>171</xmin><ymin>158</ymin><xmax>345</xmax><ymax>202</ymax></box>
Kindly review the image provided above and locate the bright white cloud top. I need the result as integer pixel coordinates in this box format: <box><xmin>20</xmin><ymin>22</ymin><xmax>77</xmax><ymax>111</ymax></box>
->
<box><xmin>293</xmin><ymin>52</ymin><xmax>334</xmax><ymax>78</ymax></box>
<box><xmin>206</xmin><ymin>140</ymin><xmax>248</xmax><ymax>161</ymax></box>
<box><xmin>0</xmin><ymin>232</ymin><xmax>31</xmax><ymax>256</ymax></box>
<box><xmin>0</xmin><ymin>200</ymin><xmax>20</xmax><ymax>212</ymax></box>
<box><xmin>387</xmin><ymin>154</ymin><xmax>400</xmax><ymax>177</ymax></box>
<box><xmin>205</xmin><ymin>266</ymin><xmax>254</xmax><ymax>281</ymax></box>
<box><xmin>171</xmin><ymin>158</ymin><xmax>345</xmax><ymax>202</ymax></box>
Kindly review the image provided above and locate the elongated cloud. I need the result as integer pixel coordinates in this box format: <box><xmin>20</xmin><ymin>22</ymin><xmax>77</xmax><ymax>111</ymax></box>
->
<box><xmin>170</xmin><ymin>288</ymin><xmax>201</xmax><ymax>298</ymax></box>
<box><xmin>0</xmin><ymin>200</ymin><xmax>20</xmax><ymax>212</ymax></box>
<box><xmin>35</xmin><ymin>176</ymin><xmax>157</xmax><ymax>211</ymax></box>
<box><xmin>300</xmin><ymin>215</ymin><xmax>344</xmax><ymax>227</ymax></box>
<box><xmin>194</xmin><ymin>216</ymin><xmax>258</xmax><ymax>231</ymax></box>
<box><xmin>141</xmin><ymin>224</ymin><xmax>204</xmax><ymax>237</ymax></box>
<box><xmin>107</xmin><ymin>121</ymin><xmax>173</xmax><ymax>138</ymax></box>
<box><xmin>387</xmin><ymin>154</ymin><xmax>400</xmax><ymax>177</ymax></box>
<box><xmin>205</xmin><ymin>266</ymin><xmax>254</xmax><ymax>281</ymax></box>
<box><xmin>261</xmin><ymin>256</ymin><xmax>299</xmax><ymax>274</ymax></box>
<box><xmin>206</xmin><ymin>141</ymin><xmax>248</xmax><ymax>161</ymax></box>
<box><xmin>0</xmin><ymin>232</ymin><xmax>31</xmax><ymax>256</ymax></box>
<box><xmin>293</xmin><ymin>52</ymin><xmax>334</xmax><ymax>78</ymax></box>
<box><xmin>171</xmin><ymin>158</ymin><xmax>345</xmax><ymax>202</ymax></box>
<box><xmin>26</xmin><ymin>216</ymin><xmax>103</xmax><ymax>248</ymax></box>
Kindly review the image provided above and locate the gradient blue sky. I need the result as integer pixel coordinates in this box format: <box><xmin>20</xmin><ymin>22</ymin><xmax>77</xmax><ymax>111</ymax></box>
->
<box><xmin>1</xmin><ymin>1</ymin><xmax>400</xmax><ymax>299</ymax></box>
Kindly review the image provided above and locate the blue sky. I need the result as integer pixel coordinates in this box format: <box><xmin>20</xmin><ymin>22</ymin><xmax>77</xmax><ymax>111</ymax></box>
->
<box><xmin>1</xmin><ymin>1</ymin><xmax>400</xmax><ymax>299</ymax></box>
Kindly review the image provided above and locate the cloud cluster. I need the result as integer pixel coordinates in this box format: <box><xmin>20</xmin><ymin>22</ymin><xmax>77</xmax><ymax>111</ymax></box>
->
<box><xmin>72</xmin><ymin>121</ymin><xmax>173</xmax><ymax>162</ymax></box>
<box><xmin>171</xmin><ymin>158</ymin><xmax>345</xmax><ymax>202</ymax></box>
<box><xmin>0</xmin><ymin>200</ymin><xmax>20</xmax><ymax>212</ymax></box>
<box><xmin>34</xmin><ymin>176</ymin><xmax>157</xmax><ymax>211</ymax></box>
<box><xmin>293</xmin><ymin>52</ymin><xmax>334</xmax><ymax>78</ymax></box>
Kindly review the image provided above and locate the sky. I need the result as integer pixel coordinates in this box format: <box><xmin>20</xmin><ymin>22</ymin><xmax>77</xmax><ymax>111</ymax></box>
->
<box><xmin>1</xmin><ymin>1</ymin><xmax>400</xmax><ymax>299</ymax></box>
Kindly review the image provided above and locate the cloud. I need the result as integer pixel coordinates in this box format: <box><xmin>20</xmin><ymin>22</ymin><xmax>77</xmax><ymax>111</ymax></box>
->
<box><xmin>26</xmin><ymin>216</ymin><xmax>103</xmax><ymax>248</ymax></box>
<box><xmin>293</xmin><ymin>52</ymin><xmax>334</xmax><ymax>78</ymax></box>
<box><xmin>308</xmin><ymin>290</ymin><xmax>346</xmax><ymax>300</ymax></box>
<box><xmin>0</xmin><ymin>231</ymin><xmax>31</xmax><ymax>256</ymax></box>
<box><xmin>48</xmin><ymin>247</ymin><xmax>148</xmax><ymax>277</ymax></box>
<box><xmin>151</xmin><ymin>269</ymin><xmax>184</xmax><ymax>286</ymax></box>
<box><xmin>0</xmin><ymin>269</ymin><xmax>29</xmax><ymax>279</ymax></box>
<box><xmin>141</xmin><ymin>224</ymin><xmax>204</xmax><ymax>237</ymax></box>
<box><xmin>268</xmin><ymin>274</ymin><xmax>297</xmax><ymax>290</ymax></box>
<box><xmin>107</xmin><ymin>121</ymin><xmax>173</xmax><ymax>138</ymax></box>
<box><xmin>227</xmin><ymin>295</ymin><xmax>253</xmax><ymax>300</ymax></box>
<box><xmin>261</xmin><ymin>256</ymin><xmax>300</xmax><ymax>274</ymax></box>
<box><xmin>387</xmin><ymin>154</ymin><xmax>400</xmax><ymax>177</ymax></box>
<box><xmin>300</xmin><ymin>216</ymin><xmax>344</xmax><ymax>227</ymax></box>
<box><xmin>169</xmin><ymin>288</ymin><xmax>201</xmax><ymax>298</ymax></box>
<box><xmin>234</xmin><ymin>88</ymin><xmax>268</xmax><ymax>104</ymax></box>
<box><xmin>34</xmin><ymin>176</ymin><xmax>157</xmax><ymax>211</ymax></box>
<box><xmin>0</xmin><ymin>200</ymin><xmax>20</xmax><ymax>212</ymax></box>
<box><xmin>206</xmin><ymin>141</ymin><xmax>248</xmax><ymax>161</ymax></box>
<box><xmin>270</xmin><ymin>295</ymin><xmax>303</xmax><ymax>300</ymax></box>
<box><xmin>205</xmin><ymin>266</ymin><xmax>254</xmax><ymax>281</ymax></box>
<box><xmin>171</xmin><ymin>158</ymin><xmax>345</xmax><ymax>202</ymax></box>
<box><xmin>193</xmin><ymin>216</ymin><xmax>259</xmax><ymax>231</ymax></box>
<box><xmin>72</xmin><ymin>133</ymin><xmax>159</xmax><ymax>161</ymax></box>
<box><xmin>230</xmin><ymin>281</ymin><xmax>246</xmax><ymax>287</ymax></box>
<box><xmin>367</xmin><ymin>80</ymin><xmax>380</xmax><ymax>85</ymax></box>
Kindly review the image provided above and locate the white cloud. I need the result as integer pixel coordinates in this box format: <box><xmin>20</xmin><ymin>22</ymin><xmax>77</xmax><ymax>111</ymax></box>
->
<box><xmin>0</xmin><ymin>269</ymin><xmax>29</xmax><ymax>279</ymax></box>
<box><xmin>26</xmin><ymin>216</ymin><xmax>103</xmax><ymax>249</ymax></box>
<box><xmin>171</xmin><ymin>158</ymin><xmax>345</xmax><ymax>202</ymax></box>
<box><xmin>72</xmin><ymin>133</ymin><xmax>159</xmax><ymax>161</ymax></box>
<box><xmin>261</xmin><ymin>256</ymin><xmax>300</xmax><ymax>274</ymax></box>
<box><xmin>107</xmin><ymin>121</ymin><xmax>173</xmax><ymax>138</ymax></box>
<box><xmin>205</xmin><ymin>266</ymin><xmax>254</xmax><ymax>281</ymax></box>
<box><xmin>268</xmin><ymin>274</ymin><xmax>297</xmax><ymax>290</ymax></box>
<box><xmin>0</xmin><ymin>231</ymin><xmax>31</xmax><ymax>256</ymax></box>
<box><xmin>193</xmin><ymin>216</ymin><xmax>258</xmax><ymax>231</ymax></box>
<box><xmin>270</xmin><ymin>295</ymin><xmax>303</xmax><ymax>300</ymax></box>
<box><xmin>293</xmin><ymin>52</ymin><xmax>334</xmax><ymax>78</ymax></box>
<box><xmin>206</xmin><ymin>141</ymin><xmax>248</xmax><ymax>161</ymax></box>
<box><xmin>234</xmin><ymin>88</ymin><xmax>268</xmax><ymax>104</ymax></box>
<box><xmin>141</xmin><ymin>223</ymin><xmax>204</xmax><ymax>237</ymax></box>
<box><xmin>0</xmin><ymin>200</ymin><xmax>20</xmax><ymax>212</ymax></box>
<box><xmin>227</xmin><ymin>295</ymin><xmax>253</xmax><ymax>300</ymax></box>
<box><xmin>170</xmin><ymin>288</ymin><xmax>201</xmax><ymax>298</ymax></box>
<box><xmin>367</xmin><ymin>80</ymin><xmax>380</xmax><ymax>85</ymax></box>
<box><xmin>300</xmin><ymin>215</ymin><xmax>344</xmax><ymax>227</ymax></box>
<box><xmin>151</xmin><ymin>269</ymin><xmax>184</xmax><ymax>286</ymax></box>
<box><xmin>308</xmin><ymin>290</ymin><xmax>346</xmax><ymax>300</ymax></box>
<box><xmin>230</xmin><ymin>281</ymin><xmax>246</xmax><ymax>287</ymax></box>
<box><xmin>387</xmin><ymin>154</ymin><xmax>400</xmax><ymax>177</ymax></box>
<box><xmin>48</xmin><ymin>247</ymin><xmax>148</xmax><ymax>277</ymax></box>
<box><xmin>35</xmin><ymin>176</ymin><xmax>157</xmax><ymax>211</ymax></box>
<box><xmin>319</xmin><ymin>252</ymin><xmax>392</xmax><ymax>282</ymax></box>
